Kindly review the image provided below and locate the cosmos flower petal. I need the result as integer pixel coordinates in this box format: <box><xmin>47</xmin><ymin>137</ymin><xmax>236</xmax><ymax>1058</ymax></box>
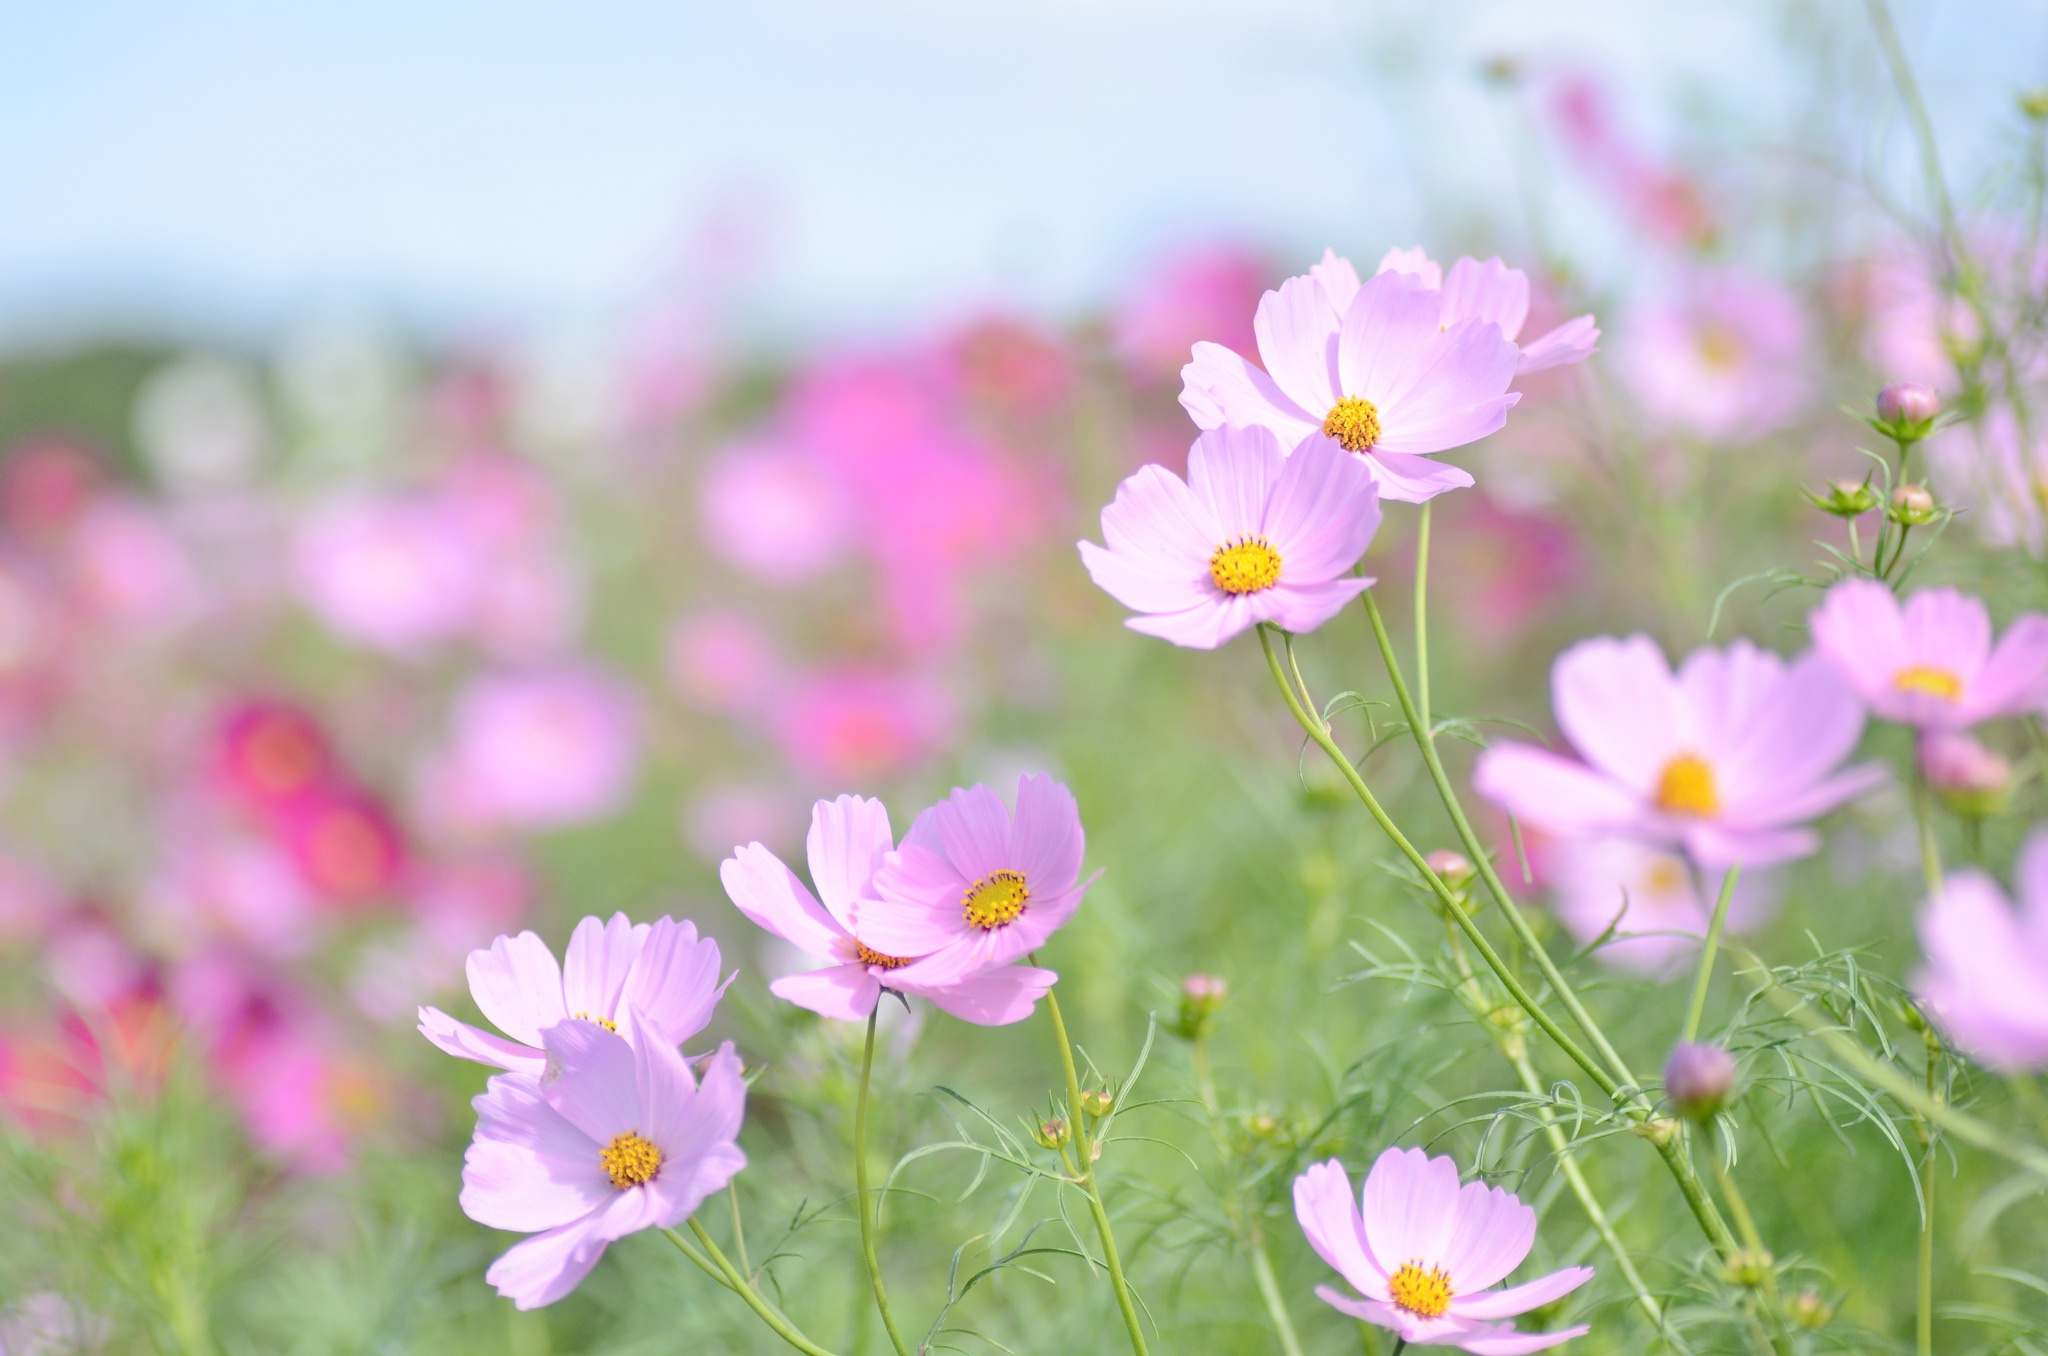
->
<box><xmin>1719</xmin><ymin>761</ymin><xmax>1886</xmax><ymax>829</ymax></box>
<box><xmin>1123</xmin><ymin>598</ymin><xmax>1259</xmax><ymax>649</ymax></box>
<box><xmin>1964</xmin><ymin>614</ymin><xmax>2048</xmax><ymax>722</ymax></box>
<box><xmin>1438</xmin><ymin>1181</ymin><xmax>1536</xmax><ymax>1293</ymax></box>
<box><xmin>462</xmin><ymin>1075</ymin><xmax>610</xmax><ymax>1232</ymax></box>
<box><xmin>1551</xmin><ymin>635</ymin><xmax>1688</xmax><ymax>791</ymax></box>
<box><xmin>1516</xmin><ymin>316</ymin><xmax>1600</xmax><ymax>373</ymax></box>
<box><xmin>1312</xmin><ymin>1284</ymin><xmax>1384</xmax><ymax>1322</ymax></box>
<box><xmin>1255</xmin><ymin>274</ymin><xmax>1344</xmax><ymax>415</ymax></box>
<box><xmin>1096</xmin><ymin>462</ymin><xmax>1221</xmax><ymax>583</ymax></box>
<box><xmin>1471</xmin><ymin>744</ymin><xmax>1643</xmax><ymax>836</ymax></box>
<box><xmin>1309</xmin><ymin>248</ymin><xmax>1364</xmax><ymax>313</ymax></box>
<box><xmin>1372</xmin><ymin>320</ymin><xmax>1519</xmax><ymax>444</ymax></box>
<box><xmin>926</xmin><ymin>784</ymin><xmax>1017</xmax><ymax>889</ymax></box>
<box><xmin>1362</xmin><ymin>452</ymin><xmax>1476</xmax><ymax>504</ymax></box>
<box><xmin>720</xmin><ymin>843</ymin><xmax>848</xmax><ymax>961</ymax></box>
<box><xmin>1451</xmin><ymin>1267</ymin><xmax>1594</xmax><ymax>1321</ymax></box>
<box><xmin>770</xmin><ymin>965</ymin><xmax>884</xmax><ymax>1021</ymax></box>
<box><xmin>538</xmin><ymin>1021</ymin><xmax>640</xmax><ymax>1144</ymax></box>
<box><xmin>1374</xmin><ymin>245</ymin><xmax>1444</xmax><ymax>290</ymax></box>
<box><xmin>1079</xmin><ymin>539</ymin><xmax>1212</xmax><ymax>618</ymax></box>
<box><xmin>915</xmin><ymin>963</ymin><xmax>1057</xmax><ymax>1025</ymax></box>
<box><xmin>625</xmin><ymin>1006</ymin><xmax>701</xmax><ymax>1151</ymax></box>
<box><xmin>805</xmin><ymin>795</ymin><xmax>896</xmax><ymax>931</ymax></box>
<box><xmin>562</xmin><ymin>913</ymin><xmax>644</xmax><ymax>1025</ymax></box>
<box><xmin>419</xmin><ymin>1006</ymin><xmax>550</xmax><ymax>1075</ymax></box>
<box><xmin>865</xmin><ymin>844</ymin><xmax>974</xmax><ymax>956</ymax></box>
<box><xmin>466</xmin><ymin>930</ymin><xmax>568</xmax><ymax>1049</ymax></box>
<box><xmin>1360</xmin><ymin>1146</ymin><xmax>1461</xmax><ymax>1270</ymax></box>
<box><xmin>1187</xmin><ymin>424</ymin><xmax>1287</xmax><ymax>535</ymax></box>
<box><xmin>1681</xmin><ymin>822</ymin><xmax>1818</xmax><ymax>870</ymax></box>
<box><xmin>620</xmin><ymin>918</ymin><xmax>729</xmax><ymax>1050</ymax></box>
<box><xmin>1339</xmin><ymin>270</ymin><xmax>1448</xmax><ymax>404</ymax></box>
<box><xmin>1453</xmin><ymin>1323</ymin><xmax>1594</xmax><ymax>1354</ymax></box>
<box><xmin>1179</xmin><ymin>342</ymin><xmax>1319</xmax><ymax>442</ymax></box>
<box><xmin>1293</xmin><ymin>1160</ymin><xmax>1386</xmax><ymax>1296</ymax></box>
<box><xmin>484</xmin><ymin>1215</ymin><xmax>610</xmax><ymax>1311</ymax></box>
<box><xmin>1260</xmin><ymin>432</ymin><xmax>1381</xmax><ymax>581</ymax></box>
<box><xmin>1013</xmin><ymin>774</ymin><xmax>1085</xmax><ymax>895</ymax></box>
<box><xmin>1265</xmin><ymin>579</ymin><xmax>1375</xmax><ymax>635</ymax></box>
<box><xmin>1441</xmin><ymin>257</ymin><xmax>1531</xmax><ymax>340</ymax></box>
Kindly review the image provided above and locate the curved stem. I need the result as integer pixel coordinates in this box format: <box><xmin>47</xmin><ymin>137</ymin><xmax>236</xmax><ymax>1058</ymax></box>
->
<box><xmin>685</xmin><ymin>1218</ymin><xmax>842</xmax><ymax>1356</ymax></box>
<box><xmin>663</xmin><ymin>1226</ymin><xmax>738</xmax><ymax>1292</ymax></box>
<box><xmin>1045</xmin><ymin>988</ymin><xmax>1151</xmax><ymax>1355</ymax></box>
<box><xmin>1681</xmin><ymin>865</ymin><xmax>1742</xmax><ymax>1046</ymax></box>
<box><xmin>855</xmin><ymin>1006</ymin><xmax>914</xmax><ymax>1356</ymax></box>
<box><xmin>1414</xmin><ymin>500</ymin><xmax>1433</xmax><ymax>734</ymax></box>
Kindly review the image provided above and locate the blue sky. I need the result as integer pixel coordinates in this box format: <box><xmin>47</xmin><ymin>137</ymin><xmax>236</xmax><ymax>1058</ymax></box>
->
<box><xmin>0</xmin><ymin>0</ymin><xmax>2040</xmax><ymax>347</ymax></box>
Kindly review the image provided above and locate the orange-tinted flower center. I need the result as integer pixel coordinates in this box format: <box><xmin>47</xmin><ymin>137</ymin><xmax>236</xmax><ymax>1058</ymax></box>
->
<box><xmin>1322</xmin><ymin>396</ymin><xmax>1383</xmax><ymax>451</ymax></box>
<box><xmin>1387</xmin><ymin>1260</ymin><xmax>1454</xmax><ymax>1318</ymax></box>
<box><xmin>1209</xmin><ymin>536</ymin><xmax>1283</xmax><ymax>595</ymax></box>
<box><xmin>962</xmin><ymin>870</ymin><xmax>1030</xmax><ymax>930</ymax></box>
<box><xmin>600</xmin><ymin>1131</ymin><xmax>663</xmax><ymax>1188</ymax></box>
<box><xmin>1893</xmin><ymin>665</ymin><xmax>1963</xmax><ymax>700</ymax></box>
<box><xmin>1655</xmin><ymin>753</ymin><xmax>1720</xmax><ymax>817</ymax></box>
<box><xmin>855</xmin><ymin>941</ymin><xmax>914</xmax><ymax>970</ymax></box>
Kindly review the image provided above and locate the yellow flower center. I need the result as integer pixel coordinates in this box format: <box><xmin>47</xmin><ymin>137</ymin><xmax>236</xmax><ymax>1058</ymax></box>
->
<box><xmin>1893</xmin><ymin>665</ymin><xmax>1963</xmax><ymax>700</ymax></box>
<box><xmin>1655</xmin><ymin>753</ymin><xmax>1720</xmax><ymax>817</ymax></box>
<box><xmin>855</xmin><ymin>941</ymin><xmax>914</xmax><ymax>970</ymax></box>
<box><xmin>962</xmin><ymin>870</ymin><xmax>1030</xmax><ymax>930</ymax></box>
<box><xmin>1644</xmin><ymin>855</ymin><xmax>1687</xmax><ymax>895</ymax></box>
<box><xmin>573</xmin><ymin>1011</ymin><xmax>619</xmax><ymax>1033</ymax></box>
<box><xmin>1209</xmin><ymin>536</ymin><xmax>1283</xmax><ymax>595</ymax></box>
<box><xmin>1387</xmin><ymin>1260</ymin><xmax>1454</xmax><ymax>1318</ymax></box>
<box><xmin>600</xmin><ymin>1131</ymin><xmax>663</xmax><ymax>1188</ymax></box>
<box><xmin>1321</xmin><ymin>396</ymin><xmax>1383</xmax><ymax>452</ymax></box>
<box><xmin>1695</xmin><ymin>323</ymin><xmax>1743</xmax><ymax>370</ymax></box>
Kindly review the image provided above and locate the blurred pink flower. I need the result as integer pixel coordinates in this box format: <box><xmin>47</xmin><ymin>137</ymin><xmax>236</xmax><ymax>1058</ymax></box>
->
<box><xmin>1180</xmin><ymin>263</ymin><xmax>1521</xmax><ymax>502</ymax></box>
<box><xmin>1928</xmin><ymin>405</ymin><xmax>2048</xmax><ymax>552</ymax></box>
<box><xmin>0</xmin><ymin>994</ymin><xmax>174</xmax><ymax>1133</ymax></box>
<box><xmin>697</xmin><ymin>439</ymin><xmax>851</xmax><ymax>585</ymax></box>
<box><xmin>943</xmin><ymin>316</ymin><xmax>1072</xmax><ymax>417</ymax></box>
<box><xmin>665</xmin><ymin>609</ymin><xmax>782</xmax><ymax>715</ymax></box>
<box><xmin>1294</xmin><ymin>1147</ymin><xmax>1593</xmax><ymax>1351</ymax></box>
<box><xmin>682</xmin><ymin>783</ymin><xmax>802</xmax><ymax>864</ymax></box>
<box><xmin>1432</xmin><ymin>494</ymin><xmax>1582</xmax><ymax>644</ymax></box>
<box><xmin>721</xmin><ymin>794</ymin><xmax>1057</xmax><ymax>1025</ymax></box>
<box><xmin>276</xmin><ymin>787</ymin><xmax>408</xmax><ymax>906</ymax></box>
<box><xmin>294</xmin><ymin>495</ymin><xmax>484</xmax><ymax>655</ymax></box>
<box><xmin>46</xmin><ymin>914</ymin><xmax>152</xmax><ymax>1013</ymax></box>
<box><xmin>352</xmin><ymin>859</ymin><xmax>534</xmax><ymax>1021</ymax></box>
<box><xmin>772</xmin><ymin>667</ymin><xmax>953</xmax><ymax>785</ymax></box>
<box><xmin>213</xmin><ymin>699</ymin><xmax>337</xmax><ymax>815</ymax></box>
<box><xmin>864</xmin><ymin>775</ymin><xmax>1095</xmax><ymax>986</ymax></box>
<box><xmin>1546</xmin><ymin>836</ymin><xmax>1777</xmax><ymax>975</ymax></box>
<box><xmin>1473</xmin><ymin>635</ymin><xmax>1883</xmax><ymax>868</ymax></box>
<box><xmin>1621</xmin><ymin>270</ymin><xmax>1809</xmax><ymax>439</ymax></box>
<box><xmin>1079</xmin><ymin>426</ymin><xmax>1381</xmax><ymax>649</ymax></box>
<box><xmin>462</xmin><ymin>1017</ymin><xmax>747</xmax><ymax>1309</ymax></box>
<box><xmin>428</xmin><ymin>666</ymin><xmax>640</xmax><ymax>831</ymax></box>
<box><xmin>0</xmin><ymin>439</ymin><xmax>106</xmax><ymax>541</ymax></box>
<box><xmin>142</xmin><ymin>829</ymin><xmax>322</xmax><ymax>959</ymax></box>
<box><xmin>1546</xmin><ymin>73</ymin><xmax>1717</xmax><ymax>249</ymax></box>
<box><xmin>1810</xmin><ymin>579</ymin><xmax>2048</xmax><ymax>731</ymax></box>
<box><xmin>1114</xmin><ymin>245</ymin><xmax>1267</xmax><ymax>382</ymax></box>
<box><xmin>1916</xmin><ymin>830</ymin><xmax>2048</xmax><ymax>1069</ymax></box>
<box><xmin>62</xmin><ymin>499</ymin><xmax>198</xmax><ymax>632</ymax></box>
<box><xmin>1369</xmin><ymin>248</ymin><xmax>1599</xmax><ymax>374</ymax></box>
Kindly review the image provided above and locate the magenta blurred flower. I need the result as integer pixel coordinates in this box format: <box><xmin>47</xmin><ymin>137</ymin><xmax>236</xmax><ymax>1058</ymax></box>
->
<box><xmin>1370</xmin><ymin>248</ymin><xmax>1599</xmax><ymax>374</ymax></box>
<box><xmin>431</xmin><ymin>666</ymin><xmax>640</xmax><ymax>830</ymax></box>
<box><xmin>1473</xmin><ymin>635</ymin><xmax>1882</xmax><ymax>868</ymax></box>
<box><xmin>213</xmin><ymin>699</ymin><xmax>336</xmax><ymax>814</ymax></box>
<box><xmin>293</xmin><ymin>495</ymin><xmax>483</xmax><ymax>654</ymax></box>
<box><xmin>771</xmin><ymin>667</ymin><xmax>953</xmax><ymax>786</ymax></box>
<box><xmin>1810</xmin><ymin>579</ymin><xmax>2048</xmax><ymax>731</ymax></box>
<box><xmin>1180</xmin><ymin>263</ymin><xmax>1521</xmax><ymax>502</ymax></box>
<box><xmin>665</xmin><ymin>609</ymin><xmax>782</xmax><ymax>715</ymax></box>
<box><xmin>863</xmin><ymin>774</ymin><xmax>1095</xmax><ymax>986</ymax></box>
<box><xmin>1546</xmin><ymin>837</ymin><xmax>1776</xmax><ymax>975</ymax></box>
<box><xmin>231</xmin><ymin>1027</ymin><xmax>390</xmax><ymax>1174</ymax></box>
<box><xmin>277</xmin><ymin>787</ymin><xmax>407</xmax><ymax>906</ymax></box>
<box><xmin>461</xmin><ymin>1015</ymin><xmax>746</xmax><ymax>1309</ymax></box>
<box><xmin>697</xmin><ymin>439</ymin><xmax>851</xmax><ymax>586</ymax></box>
<box><xmin>1113</xmin><ymin>245</ymin><xmax>1267</xmax><ymax>381</ymax></box>
<box><xmin>1078</xmin><ymin>426</ymin><xmax>1380</xmax><ymax>649</ymax></box>
<box><xmin>0</xmin><ymin>439</ymin><xmax>105</xmax><ymax>540</ymax></box>
<box><xmin>418</xmin><ymin>912</ymin><xmax>728</xmax><ymax>1076</ymax></box>
<box><xmin>1915</xmin><ymin>831</ymin><xmax>2048</xmax><ymax>1069</ymax></box>
<box><xmin>721</xmin><ymin>794</ymin><xmax>1057</xmax><ymax>1025</ymax></box>
<box><xmin>1621</xmin><ymin>269</ymin><xmax>1810</xmax><ymax>439</ymax></box>
<box><xmin>1294</xmin><ymin>1147</ymin><xmax>1593</xmax><ymax>1352</ymax></box>
<box><xmin>63</xmin><ymin>499</ymin><xmax>198</xmax><ymax>632</ymax></box>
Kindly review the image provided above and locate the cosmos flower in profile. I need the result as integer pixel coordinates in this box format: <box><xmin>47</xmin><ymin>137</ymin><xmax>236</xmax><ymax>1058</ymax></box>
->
<box><xmin>1473</xmin><ymin>635</ymin><xmax>1883</xmax><ymax>868</ymax></box>
<box><xmin>1078</xmin><ymin>426</ymin><xmax>1381</xmax><ymax>650</ymax></box>
<box><xmin>1368</xmin><ymin>247</ymin><xmax>1600</xmax><ymax>374</ymax></box>
<box><xmin>1294</xmin><ymin>1147</ymin><xmax>1593</xmax><ymax>1352</ymax></box>
<box><xmin>461</xmin><ymin>1012</ymin><xmax>747</xmax><ymax>1309</ymax></box>
<box><xmin>1915</xmin><ymin>829</ymin><xmax>2048</xmax><ymax>1070</ymax></box>
<box><xmin>1180</xmin><ymin>264</ymin><xmax>1521</xmax><ymax>502</ymax></box>
<box><xmin>1809</xmin><ymin>579</ymin><xmax>2048</xmax><ymax>732</ymax></box>
<box><xmin>721</xmin><ymin>794</ymin><xmax>1057</xmax><ymax>1026</ymax></box>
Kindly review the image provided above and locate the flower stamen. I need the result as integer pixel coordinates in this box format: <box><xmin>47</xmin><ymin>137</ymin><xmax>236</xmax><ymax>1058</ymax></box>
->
<box><xmin>1655</xmin><ymin>753</ymin><xmax>1719</xmax><ymax>817</ymax></box>
<box><xmin>855</xmin><ymin>941</ymin><xmax>914</xmax><ymax>970</ymax></box>
<box><xmin>1894</xmin><ymin>665</ymin><xmax>1963</xmax><ymax>700</ymax></box>
<box><xmin>600</xmin><ymin>1130</ymin><xmax>662</xmax><ymax>1188</ymax></box>
<box><xmin>1209</xmin><ymin>536</ymin><xmax>1283</xmax><ymax>595</ymax></box>
<box><xmin>1387</xmin><ymin>1260</ymin><xmax>1454</xmax><ymax>1318</ymax></box>
<box><xmin>1322</xmin><ymin>396</ymin><xmax>1383</xmax><ymax>452</ymax></box>
<box><xmin>962</xmin><ymin>870</ymin><xmax>1030</xmax><ymax>930</ymax></box>
<box><xmin>573</xmin><ymin>1011</ymin><xmax>619</xmax><ymax>1033</ymax></box>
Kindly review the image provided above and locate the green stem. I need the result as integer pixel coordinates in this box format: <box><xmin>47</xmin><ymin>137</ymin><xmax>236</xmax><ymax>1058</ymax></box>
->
<box><xmin>1045</xmin><ymin>988</ymin><xmax>1151</xmax><ymax>1356</ymax></box>
<box><xmin>664</xmin><ymin>1226</ymin><xmax>738</xmax><ymax>1292</ymax></box>
<box><xmin>728</xmin><ymin>1182</ymin><xmax>752</xmax><ymax>1281</ymax></box>
<box><xmin>686</xmin><ymin>1218</ymin><xmax>842</xmax><ymax>1356</ymax></box>
<box><xmin>1707</xmin><ymin>1145</ymin><xmax>1788</xmax><ymax>1355</ymax></box>
<box><xmin>1194</xmin><ymin>1036</ymin><xmax>1304</xmax><ymax>1356</ymax></box>
<box><xmin>1918</xmin><ymin>1047</ymin><xmax>1939</xmax><ymax>1356</ymax></box>
<box><xmin>855</xmin><ymin>1006</ymin><xmax>914</xmax><ymax>1356</ymax></box>
<box><xmin>1864</xmin><ymin>0</ymin><xmax>1961</xmax><ymax>261</ymax></box>
<box><xmin>1681</xmin><ymin>865</ymin><xmax>1742</xmax><ymax>1046</ymax></box>
<box><xmin>1255</xmin><ymin>624</ymin><xmax>1738</xmax><ymax>1257</ymax></box>
<box><xmin>1248</xmin><ymin>1231</ymin><xmax>1307</xmax><ymax>1356</ymax></box>
<box><xmin>1414</xmin><ymin>500</ymin><xmax>1433</xmax><ymax>734</ymax></box>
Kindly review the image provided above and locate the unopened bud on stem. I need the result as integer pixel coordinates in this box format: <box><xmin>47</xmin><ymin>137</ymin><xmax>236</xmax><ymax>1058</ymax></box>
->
<box><xmin>1919</xmin><ymin>732</ymin><xmax>2015</xmax><ymax>818</ymax></box>
<box><xmin>1807</xmin><ymin>478</ymin><xmax>1879</xmax><ymax>518</ymax></box>
<box><xmin>1173</xmin><ymin>973</ymin><xmax>1229</xmax><ymax>1040</ymax></box>
<box><xmin>1889</xmin><ymin>483</ymin><xmax>1938</xmax><ymax>525</ymax></box>
<box><xmin>1664</xmin><ymin>1042</ymin><xmax>1738</xmax><ymax>1121</ymax></box>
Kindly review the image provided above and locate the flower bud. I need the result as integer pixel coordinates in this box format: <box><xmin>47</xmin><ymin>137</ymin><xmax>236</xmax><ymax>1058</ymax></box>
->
<box><xmin>1888</xmin><ymin>482</ymin><xmax>1938</xmax><ymax>525</ymax></box>
<box><xmin>1724</xmin><ymin>1248</ymin><xmax>1775</xmax><ymax>1289</ymax></box>
<box><xmin>1877</xmin><ymin>382</ymin><xmax>1940</xmax><ymax>426</ymax></box>
<box><xmin>1806</xmin><ymin>478</ymin><xmax>1879</xmax><ymax>518</ymax></box>
<box><xmin>1173</xmin><ymin>973</ymin><xmax>1229</xmax><ymax>1041</ymax></box>
<box><xmin>1033</xmin><ymin>1117</ymin><xmax>1070</xmax><ymax>1149</ymax></box>
<box><xmin>1631</xmin><ymin>1116</ymin><xmax>1680</xmax><ymax>1147</ymax></box>
<box><xmin>1789</xmin><ymin>1288</ymin><xmax>1834</xmax><ymax>1329</ymax></box>
<box><xmin>1425</xmin><ymin>849</ymin><xmax>1475</xmax><ymax>889</ymax></box>
<box><xmin>1664</xmin><ymin>1042</ymin><xmax>1739</xmax><ymax>1121</ymax></box>
<box><xmin>1918</xmin><ymin>732</ymin><xmax>2015</xmax><ymax>818</ymax></box>
<box><xmin>2023</xmin><ymin>88</ymin><xmax>2048</xmax><ymax>120</ymax></box>
<box><xmin>1077</xmin><ymin>1089</ymin><xmax>1115</xmax><ymax>1119</ymax></box>
<box><xmin>1245</xmin><ymin>1112</ymin><xmax>1280</xmax><ymax>1141</ymax></box>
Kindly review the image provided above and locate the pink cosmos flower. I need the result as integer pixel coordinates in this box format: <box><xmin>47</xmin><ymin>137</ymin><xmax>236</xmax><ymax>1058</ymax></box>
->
<box><xmin>721</xmin><ymin>794</ymin><xmax>1057</xmax><ymax>1026</ymax></box>
<box><xmin>1621</xmin><ymin>269</ymin><xmax>1810</xmax><ymax>440</ymax></box>
<box><xmin>1810</xmin><ymin>579</ymin><xmax>2048</xmax><ymax>731</ymax></box>
<box><xmin>665</xmin><ymin>609</ymin><xmax>782</xmax><ymax>716</ymax></box>
<box><xmin>1078</xmin><ymin>426</ymin><xmax>1380</xmax><ymax>649</ymax></box>
<box><xmin>213</xmin><ymin>700</ymin><xmax>336</xmax><ymax>815</ymax></box>
<box><xmin>1546</xmin><ymin>836</ymin><xmax>1777</xmax><ymax>976</ymax></box>
<box><xmin>1473</xmin><ymin>636</ymin><xmax>1883</xmax><ymax>868</ymax></box>
<box><xmin>771</xmin><ymin>667</ymin><xmax>954</xmax><ymax>786</ymax></box>
<box><xmin>1113</xmin><ymin>245</ymin><xmax>1267</xmax><ymax>382</ymax></box>
<box><xmin>862</xmin><ymin>775</ymin><xmax>1094</xmax><ymax>986</ymax></box>
<box><xmin>1368</xmin><ymin>248</ymin><xmax>1599</xmax><ymax>374</ymax></box>
<box><xmin>428</xmin><ymin>666</ymin><xmax>640</xmax><ymax>830</ymax></box>
<box><xmin>293</xmin><ymin>495</ymin><xmax>484</xmax><ymax>655</ymax></box>
<box><xmin>697</xmin><ymin>439</ymin><xmax>852</xmax><ymax>586</ymax></box>
<box><xmin>1180</xmin><ymin>262</ymin><xmax>1521</xmax><ymax>502</ymax></box>
<box><xmin>462</xmin><ymin>1012</ymin><xmax>746</xmax><ymax>1308</ymax></box>
<box><xmin>1928</xmin><ymin>406</ymin><xmax>2048</xmax><ymax>552</ymax></box>
<box><xmin>1915</xmin><ymin>830</ymin><xmax>2048</xmax><ymax>1070</ymax></box>
<box><xmin>276</xmin><ymin>787</ymin><xmax>407</xmax><ymax>906</ymax></box>
<box><xmin>1294</xmin><ymin>1148</ymin><xmax>1593</xmax><ymax>1353</ymax></box>
<box><xmin>417</xmin><ymin>913</ymin><xmax>729</xmax><ymax>1076</ymax></box>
